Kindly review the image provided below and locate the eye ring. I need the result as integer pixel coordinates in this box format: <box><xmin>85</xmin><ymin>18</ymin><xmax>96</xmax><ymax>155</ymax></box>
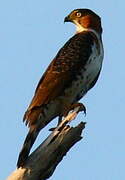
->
<box><xmin>76</xmin><ymin>12</ymin><xmax>82</xmax><ymax>17</ymax></box>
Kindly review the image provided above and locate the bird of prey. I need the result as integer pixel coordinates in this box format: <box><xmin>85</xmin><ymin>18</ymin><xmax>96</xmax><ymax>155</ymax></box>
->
<box><xmin>17</xmin><ymin>8</ymin><xmax>104</xmax><ymax>167</ymax></box>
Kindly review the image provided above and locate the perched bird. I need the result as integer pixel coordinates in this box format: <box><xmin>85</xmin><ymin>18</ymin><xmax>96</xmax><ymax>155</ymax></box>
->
<box><xmin>17</xmin><ymin>8</ymin><xmax>104</xmax><ymax>167</ymax></box>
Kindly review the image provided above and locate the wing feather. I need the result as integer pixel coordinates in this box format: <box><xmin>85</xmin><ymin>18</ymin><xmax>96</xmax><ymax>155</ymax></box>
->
<box><xmin>24</xmin><ymin>32</ymin><xmax>94</xmax><ymax>125</ymax></box>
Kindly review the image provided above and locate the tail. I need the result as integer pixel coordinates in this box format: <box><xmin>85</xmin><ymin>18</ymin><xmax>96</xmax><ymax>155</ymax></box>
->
<box><xmin>17</xmin><ymin>129</ymin><xmax>39</xmax><ymax>168</ymax></box>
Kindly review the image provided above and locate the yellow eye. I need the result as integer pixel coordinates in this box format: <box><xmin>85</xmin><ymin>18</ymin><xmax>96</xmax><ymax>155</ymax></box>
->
<box><xmin>76</xmin><ymin>12</ymin><xmax>82</xmax><ymax>17</ymax></box>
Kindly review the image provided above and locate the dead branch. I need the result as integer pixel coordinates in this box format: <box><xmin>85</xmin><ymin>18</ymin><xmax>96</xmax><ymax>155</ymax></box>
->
<box><xmin>7</xmin><ymin>107</ymin><xmax>86</xmax><ymax>180</ymax></box>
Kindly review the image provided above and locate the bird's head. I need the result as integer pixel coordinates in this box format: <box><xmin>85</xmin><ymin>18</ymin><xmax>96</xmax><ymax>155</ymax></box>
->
<box><xmin>64</xmin><ymin>9</ymin><xmax>102</xmax><ymax>34</ymax></box>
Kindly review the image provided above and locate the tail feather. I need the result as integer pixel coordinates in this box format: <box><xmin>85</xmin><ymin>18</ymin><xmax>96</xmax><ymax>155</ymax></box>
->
<box><xmin>17</xmin><ymin>129</ymin><xmax>39</xmax><ymax>168</ymax></box>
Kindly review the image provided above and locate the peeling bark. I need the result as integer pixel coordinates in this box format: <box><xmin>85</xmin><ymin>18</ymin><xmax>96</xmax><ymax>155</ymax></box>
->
<box><xmin>7</xmin><ymin>107</ymin><xmax>86</xmax><ymax>180</ymax></box>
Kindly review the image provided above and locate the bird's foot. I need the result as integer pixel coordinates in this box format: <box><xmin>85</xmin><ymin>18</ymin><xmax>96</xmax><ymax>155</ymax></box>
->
<box><xmin>49</xmin><ymin>127</ymin><xmax>56</xmax><ymax>131</ymax></box>
<box><xmin>49</xmin><ymin>103</ymin><xmax>86</xmax><ymax>131</ymax></box>
<box><xmin>49</xmin><ymin>116</ymin><xmax>63</xmax><ymax>131</ymax></box>
<box><xmin>68</xmin><ymin>102</ymin><xmax>86</xmax><ymax>116</ymax></box>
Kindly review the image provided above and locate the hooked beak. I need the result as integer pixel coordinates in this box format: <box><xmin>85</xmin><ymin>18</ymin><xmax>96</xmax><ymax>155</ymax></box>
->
<box><xmin>64</xmin><ymin>15</ymin><xmax>72</xmax><ymax>23</ymax></box>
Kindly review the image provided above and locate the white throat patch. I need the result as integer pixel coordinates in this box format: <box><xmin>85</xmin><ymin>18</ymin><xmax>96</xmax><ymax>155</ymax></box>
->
<box><xmin>73</xmin><ymin>20</ymin><xmax>100</xmax><ymax>39</ymax></box>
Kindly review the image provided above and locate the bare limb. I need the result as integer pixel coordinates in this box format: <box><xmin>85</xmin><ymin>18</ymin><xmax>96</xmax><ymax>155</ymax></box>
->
<box><xmin>7</xmin><ymin>106</ymin><xmax>86</xmax><ymax>180</ymax></box>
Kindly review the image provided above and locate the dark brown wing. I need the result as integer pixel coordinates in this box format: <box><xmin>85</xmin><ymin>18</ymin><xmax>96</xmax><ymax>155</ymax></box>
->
<box><xmin>24</xmin><ymin>31</ymin><xmax>94</xmax><ymax>126</ymax></box>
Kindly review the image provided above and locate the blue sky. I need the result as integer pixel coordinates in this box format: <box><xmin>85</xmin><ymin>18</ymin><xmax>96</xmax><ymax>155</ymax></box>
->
<box><xmin>1</xmin><ymin>0</ymin><xmax>125</xmax><ymax>179</ymax></box>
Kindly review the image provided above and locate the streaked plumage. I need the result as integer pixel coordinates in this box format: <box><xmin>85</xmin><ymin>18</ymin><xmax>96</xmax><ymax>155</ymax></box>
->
<box><xmin>17</xmin><ymin>9</ymin><xmax>104</xmax><ymax>167</ymax></box>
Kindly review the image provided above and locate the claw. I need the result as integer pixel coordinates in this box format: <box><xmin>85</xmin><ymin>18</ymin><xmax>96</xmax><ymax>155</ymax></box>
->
<box><xmin>80</xmin><ymin>104</ymin><xmax>86</xmax><ymax>116</ymax></box>
<box><xmin>49</xmin><ymin>127</ymin><xmax>56</xmax><ymax>131</ymax></box>
<box><xmin>70</xmin><ymin>102</ymin><xmax>87</xmax><ymax>116</ymax></box>
<box><xmin>49</xmin><ymin>103</ymin><xmax>86</xmax><ymax>132</ymax></box>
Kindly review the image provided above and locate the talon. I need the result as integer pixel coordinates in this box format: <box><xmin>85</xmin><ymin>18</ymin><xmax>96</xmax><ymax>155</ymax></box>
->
<box><xmin>80</xmin><ymin>104</ymin><xmax>86</xmax><ymax>116</ymax></box>
<box><xmin>49</xmin><ymin>116</ymin><xmax>63</xmax><ymax>131</ymax></box>
<box><xmin>70</xmin><ymin>103</ymin><xmax>87</xmax><ymax>116</ymax></box>
<box><xmin>49</xmin><ymin>127</ymin><xmax>56</xmax><ymax>131</ymax></box>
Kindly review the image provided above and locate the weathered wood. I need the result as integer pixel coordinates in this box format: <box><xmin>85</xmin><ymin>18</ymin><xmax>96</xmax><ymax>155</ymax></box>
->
<box><xmin>7</xmin><ymin>107</ymin><xmax>86</xmax><ymax>180</ymax></box>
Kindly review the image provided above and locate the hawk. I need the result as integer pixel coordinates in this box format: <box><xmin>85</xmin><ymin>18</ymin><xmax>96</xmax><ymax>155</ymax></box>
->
<box><xmin>17</xmin><ymin>9</ymin><xmax>104</xmax><ymax>167</ymax></box>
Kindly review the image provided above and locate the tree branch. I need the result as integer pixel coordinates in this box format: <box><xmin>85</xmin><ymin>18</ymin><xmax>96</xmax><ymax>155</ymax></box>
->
<box><xmin>7</xmin><ymin>107</ymin><xmax>86</xmax><ymax>180</ymax></box>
